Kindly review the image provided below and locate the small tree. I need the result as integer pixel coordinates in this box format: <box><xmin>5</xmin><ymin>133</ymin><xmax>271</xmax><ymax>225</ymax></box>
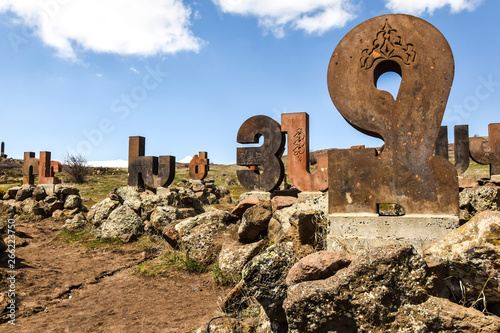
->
<box><xmin>63</xmin><ymin>154</ymin><xmax>90</xmax><ymax>184</ymax></box>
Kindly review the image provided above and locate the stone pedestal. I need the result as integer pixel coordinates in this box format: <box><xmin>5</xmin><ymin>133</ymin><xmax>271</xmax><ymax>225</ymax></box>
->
<box><xmin>328</xmin><ymin>214</ymin><xmax>460</xmax><ymax>254</ymax></box>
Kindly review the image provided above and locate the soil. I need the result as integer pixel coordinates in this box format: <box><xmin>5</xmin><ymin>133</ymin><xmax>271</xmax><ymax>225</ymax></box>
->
<box><xmin>0</xmin><ymin>218</ymin><xmax>231</xmax><ymax>332</ymax></box>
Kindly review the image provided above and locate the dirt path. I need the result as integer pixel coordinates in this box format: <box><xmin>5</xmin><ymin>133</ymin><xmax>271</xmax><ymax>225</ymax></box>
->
<box><xmin>0</xmin><ymin>218</ymin><xmax>230</xmax><ymax>332</ymax></box>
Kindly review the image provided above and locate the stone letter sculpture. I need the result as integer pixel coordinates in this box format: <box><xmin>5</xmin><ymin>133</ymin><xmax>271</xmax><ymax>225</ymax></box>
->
<box><xmin>189</xmin><ymin>152</ymin><xmax>209</xmax><ymax>180</ymax></box>
<box><xmin>281</xmin><ymin>112</ymin><xmax>328</xmax><ymax>192</ymax></box>
<box><xmin>128</xmin><ymin>136</ymin><xmax>175</xmax><ymax>189</ymax></box>
<box><xmin>327</xmin><ymin>14</ymin><xmax>458</xmax><ymax>216</ymax></box>
<box><xmin>23</xmin><ymin>152</ymin><xmax>39</xmax><ymax>185</ymax></box>
<box><xmin>39</xmin><ymin>151</ymin><xmax>62</xmax><ymax>184</ymax></box>
<box><xmin>23</xmin><ymin>151</ymin><xmax>62</xmax><ymax>185</ymax></box>
<box><xmin>469</xmin><ymin>123</ymin><xmax>500</xmax><ymax>177</ymax></box>
<box><xmin>237</xmin><ymin>115</ymin><xmax>285</xmax><ymax>192</ymax></box>
<box><xmin>435</xmin><ymin>125</ymin><xmax>470</xmax><ymax>174</ymax></box>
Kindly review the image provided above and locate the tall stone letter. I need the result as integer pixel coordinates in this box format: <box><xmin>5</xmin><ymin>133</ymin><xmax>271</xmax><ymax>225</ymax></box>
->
<box><xmin>327</xmin><ymin>14</ymin><xmax>458</xmax><ymax>216</ymax></box>
<box><xmin>189</xmin><ymin>152</ymin><xmax>209</xmax><ymax>180</ymax></box>
<box><xmin>237</xmin><ymin>115</ymin><xmax>285</xmax><ymax>192</ymax></box>
<box><xmin>281</xmin><ymin>112</ymin><xmax>328</xmax><ymax>192</ymax></box>
<box><xmin>128</xmin><ymin>136</ymin><xmax>175</xmax><ymax>189</ymax></box>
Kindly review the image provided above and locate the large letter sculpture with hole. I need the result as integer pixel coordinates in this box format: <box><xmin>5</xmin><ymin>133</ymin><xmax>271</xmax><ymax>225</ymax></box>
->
<box><xmin>236</xmin><ymin>116</ymin><xmax>285</xmax><ymax>192</ymax></box>
<box><xmin>327</xmin><ymin>15</ymin><xmax>459</xmax><ymax>216</ymax></box>
<box><xmin>128</xmin><ymin>136</ymin><xmax>175</xmax><ymax>189</ymax></box>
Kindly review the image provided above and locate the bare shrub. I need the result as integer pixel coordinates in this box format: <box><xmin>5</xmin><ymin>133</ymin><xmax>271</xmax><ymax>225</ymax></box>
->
<box><xmin>64</xmin><ymin>154</ymin><xmax>90</xmax><ymax>184</ymax></box>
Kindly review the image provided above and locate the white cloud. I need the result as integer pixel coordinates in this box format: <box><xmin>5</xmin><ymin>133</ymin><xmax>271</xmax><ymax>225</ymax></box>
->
<box><xmin>130</xmin><ymin>66</ymin><xmax>139</xmax><ymax>74</ymax></box>
<box><xmin>212</xmin><ymin>0</ymin><xmax>356</xmax><ymax>37</ymax></box>
<box><xmin>0</xmin><ymin>0</ymin><xmax>203</xmax><ymax>60</ymax></box>
<box><xmin>385</xmin><ymin>0</ymin><xmax>483</xmax><ymax>15</ymax></box>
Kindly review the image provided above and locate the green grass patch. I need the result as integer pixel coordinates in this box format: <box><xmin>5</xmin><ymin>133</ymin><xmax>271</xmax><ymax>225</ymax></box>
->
<box><xmin>135</xmin><ymin>250</ymin><xmax>207</xmax><ymax>277</ymax></box>
<box><xmin>212</xmin><ymin>259</ymin><xmax>238</xmax><ymax>286</ymax></box>
<box><xmin>56</xmin><ymin>228</ymin><xmax>125</xmax><ymax>249</ymax></box>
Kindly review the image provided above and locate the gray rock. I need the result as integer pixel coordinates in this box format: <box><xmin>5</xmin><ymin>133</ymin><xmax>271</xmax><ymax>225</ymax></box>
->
<box><xmin>238</xmin><ymin>201</ymin><xmax>272</xmax><ymax>243</ymax></box>
<box><xmin>242</xmin><ymin>242</ymin><xmax>295</xmax><ymax>333</ymax></box>
<box><xmin>54</xmin><ymin>184</ymin><xmax>79</xmax><ymax>198</ymax></box>
<box><xmin>424</xmin><ymin>210</ymin><xmax>500</xmax><ymax>305</ymax></box>
<box><xmin>146</xmin><ymin>206</ymin><xmax>179</xmax><ymax>234</ymax></box>
<box><xmin>32</xmin><ymin>186</ymin><xmax>47</xmax><ymax>201</ymax></box>
<box><xmin>15</xmin><ymin>186</ymin><xmax>32</xmax><ymax>201</ymax></box>
<box><xmin>62</xmin><ymin>213</ymin><xmax>88</xmax><ymax>231</ymax></box>
<box><xmin>176</xmin><ymin>210</ymin><xmax>238</xmax><ymax>265</ymax></box>
<box><xmin>6</xmin><ymin>186</ymin><xmax>20</xmax><ymax>200</ymax></box>
<box><xmin>64</xmin><ymin>194</ymin><xmax>82</xmax><ymax>210</ymax></box>
<box><xmin>98</xmin><ymin>205</ymin><xmax>143</xmax><ymax>238</ymax></box>
<box><xmin>87</xmin><ymin>197</ymin><xmax>119</xmax><ymax>227</ymax></box>
<box><xmin>116</xmin><ymin>186</ymin><xmax>140</xmax><ymax>203</ymax></box>
<box><xmin>218</xmin><ymin>239</ymin><xmax>267</xmax><ymax>279</ymax></box>
<box><xmin>139</xmin><ymin>193</ymin><xmax>162</xmax><ymax>220</ymax></box>
<box><xmin>47</xmin><ymin>200</ymin><xmax>64</xmax><ymax>215</ymax></box>
<box><xmin>284</xmin><ymin>244</ymin><xmax>432</xmax><ymax>333</ymax></box>
<box><xmin>460</xmin><ymin>186</ymin><xmax>500</xmax><ymax>216</ymax></box>
<box><xmin>21</xmin><ymin>197</ymin><xmax>37</xmax><ymax>214</ymax></box>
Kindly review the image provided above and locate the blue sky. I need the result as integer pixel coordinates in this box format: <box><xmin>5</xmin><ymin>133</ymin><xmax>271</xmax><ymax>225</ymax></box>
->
<box><xmin>0</xmin><ymin>0</ymin><xmax>498</xmax><ymax>165</ymax></box>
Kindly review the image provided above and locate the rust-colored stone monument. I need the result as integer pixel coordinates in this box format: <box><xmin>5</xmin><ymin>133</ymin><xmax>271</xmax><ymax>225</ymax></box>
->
<box><xmin>435</xmin><ymin>125</ymin><xmax>470</xmax><ymax>174</ymax></box>
<box><xmin>128</xmin><ymin>136</ymin><xmax>175</xmax><ymax>189</ymax></box>
<box><xmin>281</xmin><ymin>112</ymin><xmax>328</xmax><ymax>192</ymax></box>
<box><xmin>237</xmin><ymin>115</ymin><xmax>285</xmax><ymax>192</ymax></box>
<box><xmin>23</xmin><ymin>151</ymin><xmax>62</xmax><ymax>185</ymax></box>
<box><xmin>1</xmin><ymin>142</ymin><xmax>7</xmax><ymax>159</ymax></box>
<box><xmin>327</xmin><ymin>14</ymin><xmax>459</xmax><ymax>250</ymax></box>
<box><xmin>189</xmin><ymin>152</ymin><xmax>209</xmax><ymax>180</ymax></box>
<box><xmin>469</xmin><ymin>123</ymin><xmax>500</xmax><ymax>177</ymax></box>
<box><xmin>23</xmin><ymin>152</ymin><xmax>39</xmax><ymax>185</ymax></box>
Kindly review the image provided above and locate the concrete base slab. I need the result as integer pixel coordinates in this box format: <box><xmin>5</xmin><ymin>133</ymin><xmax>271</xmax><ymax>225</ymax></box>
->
<box><xmin>328</xmin><ymin>214</ymin><xmax>460</xmax><ymax>254</ymax></box>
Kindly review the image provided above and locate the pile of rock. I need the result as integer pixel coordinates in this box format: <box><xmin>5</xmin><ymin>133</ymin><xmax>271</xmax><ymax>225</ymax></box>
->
<box><xmin>194</xmin><ymin>193</ymin><xmax>500</xmax><ymax>332</ymax></box>
<box><xmin>86</xmin><ymin>186</ymin><xmax>205</xmax><ymax>240</ymax></box>
<box><xmin>168</xmin><ymin>178</ymin><xmax>231</xmax><ymax>205</ymax></box>
<box><xmin>0</xmin><ymin>184</ymin><xmax>87</xmax><ymax>221</ymax></box>
<box><xmin>460</xmin><ymin>180</ymin><xmax>500</xmax><ymax>219</ymax></box>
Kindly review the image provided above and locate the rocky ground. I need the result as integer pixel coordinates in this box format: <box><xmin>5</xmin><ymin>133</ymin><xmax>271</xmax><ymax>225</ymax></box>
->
<box><xmin>0</xmin><ymin>217</ymin><xmax>231</xmax><ymax>332</ymax></box>
<box><xmin>1</xmin><ymin>173</ymin><xmax>500</xmax><ymax>332</ymax></box>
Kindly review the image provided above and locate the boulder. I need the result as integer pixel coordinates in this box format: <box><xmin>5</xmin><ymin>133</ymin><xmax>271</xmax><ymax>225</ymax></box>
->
<box><xmin>284</xmin><ymin>244</ymin><xmax>432</xmax><ymax>333</ymax></box>
<box><xmin>87</xmin><ymin>198</ymin><xmax>119</xmax><ymax>227</ymax></box>
<box><xmin>20</xmin><ymin>198</ymin><xmax>37</xmax><ymax>215</ymax></box>
<box><xmin>238</xmin><ymin>200</ymin><xmax>272</xmax><ymax>243</ymax></box>
<box><xmin>271</xmin><ymin>196</ymin><xmax>299</xmax><ymax>212</ymax></box>
<box><xmin>286</xmin><ymin>251</ymin><xmax>355</xmax><ymax>286</ymax></box>
<box><xmin>139</xmin><ymin>194</ymin><xmax>162</xmax><ymax>220</ymax></box>
<box><xmin>146</xmin><ymin>206</ymin><xmax>178</xmax><ymax>234</ymax></box>
<box><xmin>242</xmin><ymin>242</ymin><xmax>295</xmax><ymax>333</ymax></box>
<box><xmin>424</xmin><ymin>210</ymin><xmax>500</xmax><ymax>305</ymax></box>
<box><xmin>47</xmin><ymin>200</ymin><xmax>64</xmax><ymax>215</ymax></box>
<box><xmin>64</xmin><ymin>194</ymin><xmax>82</xmax><ymax>210</ymax></box>
<box><xmin>54</xmin><ymin>184</ymin><xmax>79</xmax><ymax>197</ymax></box>
<box><xmin>6</xmin><ymin>186</ymin><xmax>20</xmax><ymax>200</ymax></box>
<box><xmin>460</xmin><ymin>187</ymin><xmax>500</xmax><ymax>216</ymax></box>
<box><xmin>32</xmin><ymin>186</ymin><xmax>47</xmax><ymax>201</ymax></box>
<box><xmin>218</xmin><ymin>239</ymin><xmax>267</xmax><ymax>279</ymax></box>
<box><xmin>391</xmin><ymin>296</ymin><xmax>500</xmax><ymax>332</ymax></box>
<box><xmin>230</xmin><ymin>197</ymin><xmax>259</xmax><ymax>218</ymax></box>
<box><xmin>44</xmin><ymin>195</ymin><xmax>57</xmax><ymax>203</ymax></box>
<box><xmin>116</xmin><ymin>186</ymin><xmax>141</xmax><ymax>211</ymax></box>
<box><xmin>15</xmin><ymin>186</ymin><xmax>32</xmax><ymax>201</ymax></box>
<box><xmin>268</xmin><ymin>198</ymin><xmax>328</xmax><ymax>249</ymax></box>
<box><xmin>62</xmin><ymin>213</ymin><xmax>88</xmax><ymax>231</ymax></box>
<box><xmin>98</xmin><ymin>204</ymin><xmax>143</xmax><ymax>238</ymax></box>
<box><xmin>176</xmin><ymin>210</ymin><xmax>238</xmax><ymax>266</ymax></box>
